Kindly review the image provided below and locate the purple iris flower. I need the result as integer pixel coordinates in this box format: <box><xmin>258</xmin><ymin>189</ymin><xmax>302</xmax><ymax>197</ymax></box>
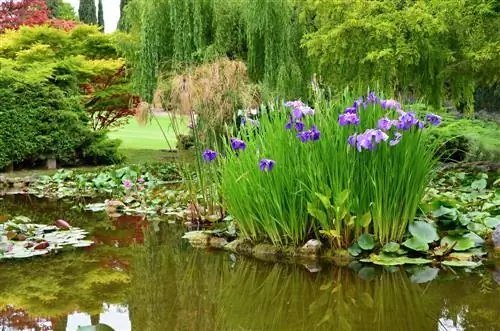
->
<box><xmin>300</xmin><ymin>106</ymin><xmax>315</xmax><ymax>116</ymax></box>
<box><xmin>293</xmin><ymin>107</ymin><xmax>303</xmax><ymax>119</ymax></box>
<box><xmin>353</xmin><ymin>96</ymin><xmax>364</xmax><ymax>108</ymax></box>
<box><xmin>202</xmin><ymin>148</ymin><xmax>218</xmax><ymax>161</ymax></box>
<box><xmin>349</xmin><ymin>129</ymin><xmax>388</xmax><ymax>152</ymax></box>
<box><xmin>380</xmin><ymin>99</ymin><xmax>401</xmax><ymax>110</ymax></box>
<box><xmin>285</xmin><ymin>116</ymin><xmax>293</xmax><ymax>130</ymax></box>
<box><xmin>297</xmin><ymin>131</ymin><xmax>312</xmax><ymax>142</ymax></box>
<box><xmin>259</xmin><ymin>159</ymin><xmax>276</xmax><ymax>172</ymax></box>
<box><xmin>377</xmin><ymin>117</ymin><xmax>393</xmax><ymax>131</ymax></box>
<box><xmin>285</xmin><ymin>100</ymin><xmax>306</xmax><ymax>108</ymax></box>
<box><xmin>417</xmin><ymin>121</ymin><xmax>425</xmax><ymax>129</ymax></box>
<box><xmin>297</xmin><ymin>125</ymin><xmax>321</xmax><ymax>142</ymax></box>
<box><xmin>425</xmin><ymin>113</ymin><xmax>442</xmax><ymax>126</ymax></box>
<box><xmin>344</xmin><ymin>106</ymin><xmax>357</xmax><ymax>114</ymax></box>
<box><xmin>339</xmin><ymin>113</ymin><xmax>360</xmax><ymax>126</ymax></box>
<box><xmin>230</xmin><ymin>138</ymin><xmax>246</xmax><ymax>151</ymax></box>
<box><xmin>367</xmin><ymin>92</ymin><xmax>377</xmax><ymax>103</ymax></box>
<box><xmin>395</xmin><ymin>111</ymin><xmax>419</xmax><ymax>130</ymax></box>
<box><xmin>357</xmin><ymin>135</ymin><xmax>374</xmax><ymax>151</ymax></box>
<box><xmin>366</xmin><ymin>129</ymin><xmax>389</xmax><ymax>144</ymax></box>
<box><xmin>348</xmin><ymin>134</ymin><xmax>357</xmax><ymax>147</ymax></box>
<box><xmin>311</xmin><ymin>125</ymin><xmax>321</xmax><ymax>141</ymax></box>
<box><xmin>389</xmin><ymin>132</ymin><xmax>402</xmax><ymax>146</ymax></box>
<box><xmin>295</xmin><ymin>121</ymin><xmax>305</xmax><ymax>132</ymax></box>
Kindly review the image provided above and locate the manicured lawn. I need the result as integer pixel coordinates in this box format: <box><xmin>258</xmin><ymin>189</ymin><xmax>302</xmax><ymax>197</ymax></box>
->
<box><xmin>108</xmin><ymin>115</ymin><xmax>191</xmax><ymax>164</ymax></box>
<box><xmin>108</xmin><ymin>115</ymin><xmax>188</xmax><ymax>150</ymax></box>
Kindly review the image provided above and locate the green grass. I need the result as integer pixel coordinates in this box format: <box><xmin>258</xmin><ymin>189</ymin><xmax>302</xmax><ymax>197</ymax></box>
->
<box><xmin>108</xmin><ymin>116</ymin><xmax>188</xmax><ymax>150</ymax></box>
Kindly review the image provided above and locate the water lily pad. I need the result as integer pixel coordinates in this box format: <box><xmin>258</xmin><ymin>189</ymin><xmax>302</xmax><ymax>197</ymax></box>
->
<box><xmin>357</xmin><ymin>233</ymin><xmax>375</xmax><ymax>250</ymax></box>
<box><xmin>484</xmin><ymin>216</ymin><xmax>500</xmax><ymax>229</ymax></box>
<box><xmin>471</xmin><ymin>179</ymin><xmax>487</xmax><ymax>190</ymax></box>
<box><xmin>410</xmin><ymin>267</ymin><xmax>439</xmax><ymax>284</ymax></box>
<box><xmin>467</xmin><ymin>222</ymin><xmax>488</xmax><ymax>235</ymax></box>
<box><xmin>361</xmin><ymin>254</ymin><xmax>431</xmax><ymax>266</ymax></box>
<box><xmin>402</xmin><ymin>236</ymin><xmax>429</xmax><ymax>252</ymax></box>
<box><xmin>440</xmin><ymin>235</ymin><xmax>475</xmax><ymax>251</ymax></box>
<box><xmin>463</xmin><ymin>232</ymin><xmax>484</xmax><ymax>246</ymax></box>
<box><xmin>432</xmin><ymin>206</ymin><xmax>458</xmax><ymax>220</ymax></box>
<box><xmin>442</xmin><ymin>260</ymin><xmax>482</xmax><ymax>268</ymax></box>
<box><xmin>382</xmin><ymin>242</ymin><xmax>400</xmax><ymax>253</ymax></box>
<box><xmin>347</xmin><ymin>243</ymin><xmax>362</xmax><ymax>257</ymax></box>
<box><xmin>409</xmin><ymin>221</ymin><xmax>439</xmax><ymax>243</ymax></box>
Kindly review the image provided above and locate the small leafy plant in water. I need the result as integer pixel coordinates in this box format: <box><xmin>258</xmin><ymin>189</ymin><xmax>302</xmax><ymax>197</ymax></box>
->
<box><xmin>0</xmin><ymin>216</ymin><xmax>93</xmax><ymax>260</ymax></box>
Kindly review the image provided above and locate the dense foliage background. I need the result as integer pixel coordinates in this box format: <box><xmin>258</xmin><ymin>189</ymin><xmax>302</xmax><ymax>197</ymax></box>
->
<box><xmin>121</xmin><ymin>0</ymin><xmax>499</xmax><ymax>115</ymax></box>
<box><xmin>0</xmin><ymin>24</ymin><xmax>138</xmax><ymax>169</ymax></box>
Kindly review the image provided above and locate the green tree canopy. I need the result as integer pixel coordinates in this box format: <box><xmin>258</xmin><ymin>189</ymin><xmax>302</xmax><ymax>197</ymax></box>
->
<box><xmin>301</xmin><ymin>0</ymin><xmax>500</xmax><ymax>112</ymax></box>
<box><xmin>78</xmin><ymin>0</ymin><xmax>97</xmax><ymax>25</ymax></box>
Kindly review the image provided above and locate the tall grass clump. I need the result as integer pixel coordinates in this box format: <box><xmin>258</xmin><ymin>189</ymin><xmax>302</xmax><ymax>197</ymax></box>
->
<box><xmin>216</xmin><ymin>90</ymin><xmax>439</xmax><ymax>247</ymax></box>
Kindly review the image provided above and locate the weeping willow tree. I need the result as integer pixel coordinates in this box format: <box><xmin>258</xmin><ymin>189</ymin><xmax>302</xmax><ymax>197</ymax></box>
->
<box><xmin>302</xmin><ymin>0</ymin><xmax>500</xmax><ymax>113</ymax></box>
<box><xmin>244</xmin><ymin>0</ymin><xmax>311</xmax><ymax>99</ymax></box>
<box><xmin>128</xmin><ymin>0</ymin><xmax>311</xmax><ymax>102</ymax></box>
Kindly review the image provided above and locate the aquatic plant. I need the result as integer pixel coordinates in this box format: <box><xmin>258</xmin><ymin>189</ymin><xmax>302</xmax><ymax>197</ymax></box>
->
<box><xmin>219</xmin><ymin>92</ymin><xmax>439</xmax><ymax>246</ymax></box>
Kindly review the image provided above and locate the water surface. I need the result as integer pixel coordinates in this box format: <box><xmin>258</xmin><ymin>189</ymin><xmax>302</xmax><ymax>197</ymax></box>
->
<box><xmin>0</xmin><ymin>196</ymin><xmax>498</xmax><ymax>331</ymax></box>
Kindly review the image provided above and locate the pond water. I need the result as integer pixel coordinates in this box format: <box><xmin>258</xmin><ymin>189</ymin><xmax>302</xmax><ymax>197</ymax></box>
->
<box><xmin>0</xmin><ymin>195</ymin><xmax>499</xmax><ymax>331</ymax></box>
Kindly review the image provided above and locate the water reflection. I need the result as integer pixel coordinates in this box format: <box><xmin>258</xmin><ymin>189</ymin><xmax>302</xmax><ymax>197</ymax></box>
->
<box><xmin>0</xmin><ymin>196</ymin><xmax>499</xmax><ymax>330</ymax></box>
<box><xmin>129</xmin><ymin>226</ymin><xmax>499</xmax><ymax>331</ymax></box>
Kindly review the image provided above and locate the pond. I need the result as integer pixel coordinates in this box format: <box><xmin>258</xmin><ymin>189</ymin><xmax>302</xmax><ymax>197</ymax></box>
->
<box><xmin>0</xmin><ymin>195</ymin><xmax>499</xmax><ymax>331</ymax></box>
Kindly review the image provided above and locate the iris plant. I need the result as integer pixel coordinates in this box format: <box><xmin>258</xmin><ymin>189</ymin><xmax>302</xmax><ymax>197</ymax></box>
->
<box><xmin>202</xmin><ymin>148</ymin><xmax>218</xmax><ymax>161</ymax></box>
<box><xmin>231</xmin><ymin>138</ymin><xmax>247</xmax><ymax>151</ymax></box>
<box><xmin>259</xmin><ymin>159</ymin><xmax>276</xmax><ymax>172</ymax></box>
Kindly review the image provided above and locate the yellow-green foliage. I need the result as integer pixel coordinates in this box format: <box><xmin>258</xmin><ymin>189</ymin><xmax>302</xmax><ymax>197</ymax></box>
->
<box><xmin>301</xmin><ymin>0</ymin><xmax>500</xmax><ymax>112</ymax></box>
<box><xmin>0</xmin><ymin>25</ymin><xmax>126</xmax><ymax>169</ymax></box>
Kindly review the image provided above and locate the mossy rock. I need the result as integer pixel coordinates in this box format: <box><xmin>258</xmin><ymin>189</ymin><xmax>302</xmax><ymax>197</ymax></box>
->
<box><xmin>252</xmin><ymin>243</ymin><xmax>281</xmax><ymax>261</ymax></box>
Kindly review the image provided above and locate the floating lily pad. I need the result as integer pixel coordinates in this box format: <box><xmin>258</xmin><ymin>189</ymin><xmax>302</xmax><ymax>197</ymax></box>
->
<box><xmin>462</xmin><ymin>232</ymin><xmax>485</xmax><ymax>246</ymax></box>
<box><xmin>440</xmin><ymin>235</ymin><xmax>475</xmax><ymax>251</ymax></box>
<box><xmin>442</xmin><ymin>260</ymin><xmax>482</xmax><ymax>268</ymax></box>
<box><xmin>361</xmin><ymin>254</ymin><xmax>432</xmax><ymax>266</ymax></box>
<box><xmin>357</xmin><ymin>233</ymin><xmax>375</xmax><ymax>250</ymax></box>
<box><xmin>467</xmin><ymin>222</ymin><xmax>488</xmax><ymax>235</ymax></box>
<box><xmin>432</xmin><ymin>206</ymin><xmax>458</xmax><ymax>220</ymax></box>
<box><xmin>409</xmin><ymin>221</ymin><xmax>439</xmax><ymax>243</ymax></box>
<box><xmin>484</xmin><ymin>216</ymin><xmax>500</xmax><ymax>228</ymax></box>
<box><xmin>402</xmin><ymin>236</ymin><xmax>429</xmax><ymax>252</ymax></box>
<box><xmin>382</xmin><ymin>242</ymin><xmax>400</xmax><ymax>253</ymax></box>
<box><xmin>347</xmin><ymin>243</ymin><xmax>362</xmax><ymax>257</ymax></box>
<box><xmin>471</xmin><ymin>179</ymin><xmax>487</xmax><ymax>190</ymax></box>
<box><xmin>410</xmin><ymin>267</ymin><xmax>439</xmax><ymax>284</ymax></box>
<box><xmin>0</xmin><ymin>217</ymin><xmax>94</xmax><ymax>260</ymax></box>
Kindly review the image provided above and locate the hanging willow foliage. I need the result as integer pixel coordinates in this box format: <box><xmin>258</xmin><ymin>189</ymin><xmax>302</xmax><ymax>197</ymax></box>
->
<box><xmin>301</xmin><ymin>0</ymin><xmax>500</xmax><ymax>113</ymax></box>
<box><xmin>128</xmin><ymin>0</ymin><xmax>310</xmax><ymax>102</ymax></box>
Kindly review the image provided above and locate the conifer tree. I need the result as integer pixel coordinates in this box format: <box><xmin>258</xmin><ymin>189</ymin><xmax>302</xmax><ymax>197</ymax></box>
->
<box><xmin>117</xmin><ymin>0</ymin><xmax>128</xmax><ymax>31</ymax></box>
<box><xmin>78</xmin><ymin>0</ymin><xmax>96</xmax><ymax>25</ymax></box>
<box><xmin>97</xmin><ymin>0</ymin><xmax>104</xmax><ymax>31</ymax></box>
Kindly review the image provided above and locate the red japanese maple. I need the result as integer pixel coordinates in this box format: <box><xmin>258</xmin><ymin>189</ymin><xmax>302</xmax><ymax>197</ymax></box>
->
<box><xmin>0</xmin><ymin>0</ymin><xmax>77</xmax><ymax>32</ymax></box>
<box><xmin>82</xmin><ymin>65</ymin><xmax>141</xmax><ymax>130</ymax></box>
<box><xmin>0</xmin><ymin>0</ymin><xmax>49</xmax><ymax>31</ymax></box>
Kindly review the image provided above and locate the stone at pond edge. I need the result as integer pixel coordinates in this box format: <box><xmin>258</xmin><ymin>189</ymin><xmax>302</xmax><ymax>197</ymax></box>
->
<box><xmin>492</xmin><ymin>224</ymin><xmax>500</xmax><ymax>250</ymax></box>
<box><xmin>223</xmin><ymin>239</ymin><xmax>253</xmax><ymax>255</ymax></box>
<box><xmin>209</xmin><ymin>237</ymin><xmax>228</xmax><ymax>249</ymax></box>
<box><xmin>296</xmin><ymin>239</ymin><xmax>322</xmax><ymax>257</ymax></box>
<box><xmin>493</xmin><ymin>267</ymin><xmax>500</xmax><ymax>285</ymax></box>
<box><xmin>182</xmin><ymin>231</ymin><xmax>211</xmax><ymax>248</ymax></box>
<box><xmin>252</xmin><ymin>243</ymin><xmax>281</xmax><ymax>261</ymax></box>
